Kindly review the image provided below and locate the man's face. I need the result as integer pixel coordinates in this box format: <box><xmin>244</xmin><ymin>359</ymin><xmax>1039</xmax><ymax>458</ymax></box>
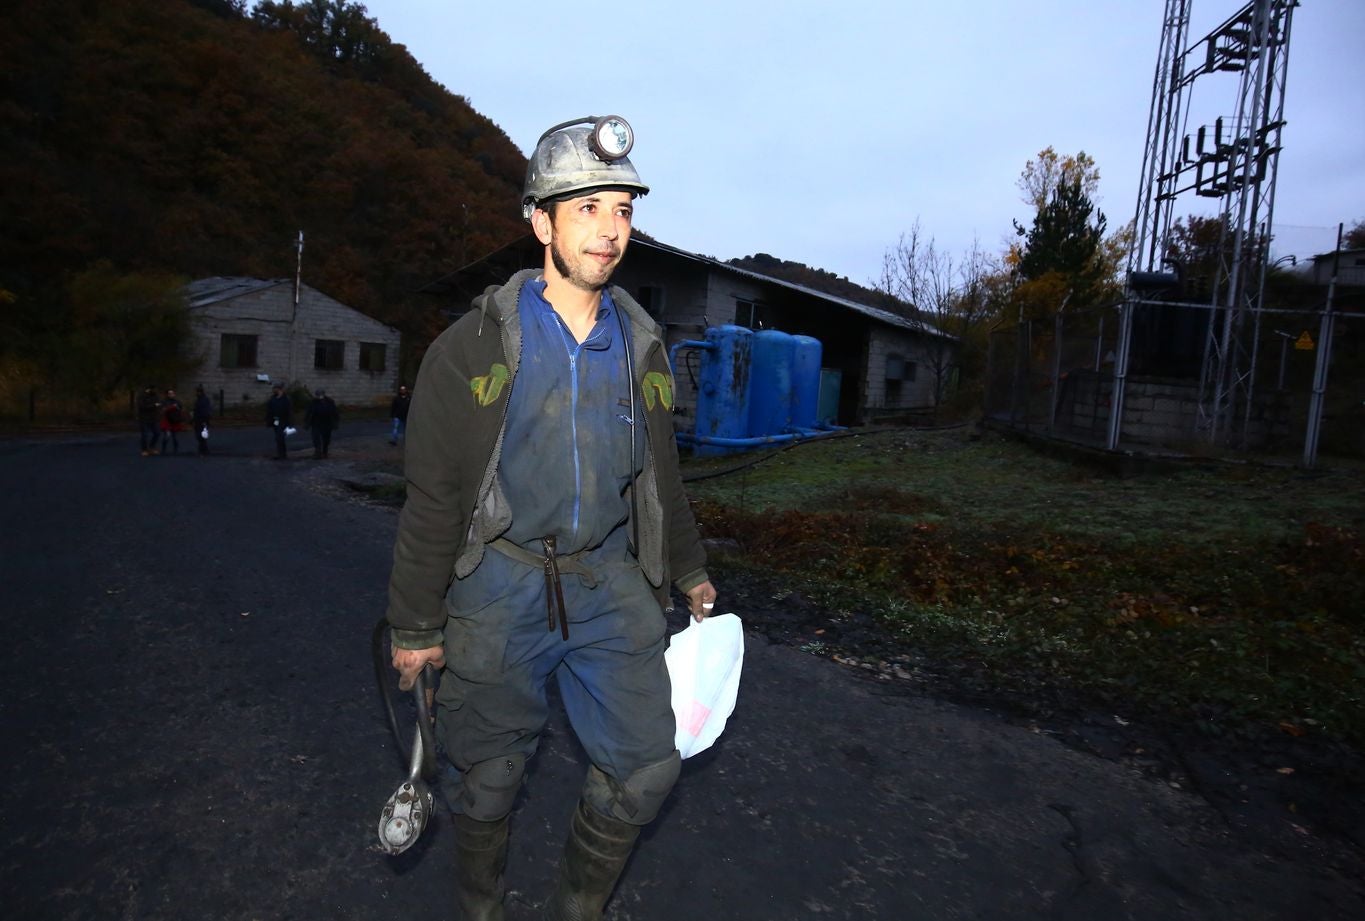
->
<box><xmin>537</xmin><ymin>190</ymin><xmax>634</xmax><ymax>292</ymax></box>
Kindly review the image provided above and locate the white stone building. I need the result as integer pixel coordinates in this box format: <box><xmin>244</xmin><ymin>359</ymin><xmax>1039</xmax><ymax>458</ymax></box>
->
<box><xmin>185</xmin><ymin>277</ymin><xmax>401</xmax><ymax>408</ymax></box>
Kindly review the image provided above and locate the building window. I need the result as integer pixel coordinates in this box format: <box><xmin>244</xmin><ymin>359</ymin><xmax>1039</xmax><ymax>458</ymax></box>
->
<box><xmin>735</xmin><ymin>298</ymin><xmax>773</xmax><ymax>329</ymax></box>
<box><xmin>314</xmin><ymin>339</ymin><xmax>345</xmax><ymax>371</ymax></box>
<box><xmin>220</xmin><ymin>333</ymin><xmax>258</xmax><ymax>369</ymax></box>
<box><xmin>636</xmin><ymin>285</ymin><xmax>666</xmax><ymax>318</ymax></box>
<box><xmin>359</xmin><ymin>342</ymin><xmax>387</xmax><ymax>372</ymax></box>
<box><xmin>886</xmin><ymin>353</ymin><xmax>918</xmax><ymax>382</ymax></box>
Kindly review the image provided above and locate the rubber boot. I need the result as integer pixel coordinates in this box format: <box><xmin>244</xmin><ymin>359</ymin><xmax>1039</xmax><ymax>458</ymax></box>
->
<box><xmin>543</xmin><ymin>799</ymin><xmax>642</xmax><ymax>921</ymax></box>
<box><xmin>453</xmin><ymin>812</ymin><xmax>508</xmax><ymax>921</ymax></box>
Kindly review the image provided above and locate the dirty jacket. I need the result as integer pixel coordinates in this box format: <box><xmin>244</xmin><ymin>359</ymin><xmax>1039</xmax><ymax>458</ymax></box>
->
<box><xmin>386</xmin><ymin>269</ymin><xmax>708</xmax><ymax>649</ymax></box>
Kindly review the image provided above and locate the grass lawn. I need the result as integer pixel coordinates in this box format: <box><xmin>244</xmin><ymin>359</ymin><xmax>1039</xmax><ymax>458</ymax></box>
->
<box><xmin>682</xmin><ymin>427</ymin><xmax>1365</xmax><ymax>747</ymax></box>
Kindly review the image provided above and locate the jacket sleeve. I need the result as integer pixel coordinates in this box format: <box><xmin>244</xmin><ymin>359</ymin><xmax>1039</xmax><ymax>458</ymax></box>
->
<box><xmin>646</xmin><ymin>358</ymin><xmax>707</xmax><ymax>592</ymax></box>
<box><xmin>385</xmin><ymin>334</ymin><xmax>471</xmax><ymax>648</ymax></box>
<box><xmin>662</xmin><ymin>443</ymin><xmax>708</xmax><ymax>593</ymax></box>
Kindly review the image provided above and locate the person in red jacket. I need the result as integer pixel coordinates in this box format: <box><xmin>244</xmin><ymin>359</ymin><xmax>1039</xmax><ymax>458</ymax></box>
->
<box><xmin>157</xmin><ymin>388</ymin><xmax>184</xmax><ymax>456</ymax></box>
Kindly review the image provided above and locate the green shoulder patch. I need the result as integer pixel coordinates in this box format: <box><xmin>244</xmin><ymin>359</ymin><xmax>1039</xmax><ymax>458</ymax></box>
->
<box><xmin>470</xmin><ymin>363</ymin><xmax>510</xmax><ymax>407</ymax></box>
<box><xmin>642</xmin><ymin>370</ymin><xmax>673</xmax><ymax>412</ymax></box>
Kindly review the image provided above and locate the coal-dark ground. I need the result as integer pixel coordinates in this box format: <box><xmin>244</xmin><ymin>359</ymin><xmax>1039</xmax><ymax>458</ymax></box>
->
<box><xmin>1</xmin><ymin>423</ymin><xmax>1362</xmax><ymax>920</ymax></box>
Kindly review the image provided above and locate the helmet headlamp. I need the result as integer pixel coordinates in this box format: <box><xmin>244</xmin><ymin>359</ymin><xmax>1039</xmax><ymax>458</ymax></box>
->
<box><xmin>535</xmin><ymin>115</ymin><xmax>635</xmax><ymax>162</ymax></box>
<box><xmin>589</xmin><ymin>116</ymin><xmax>633</xmax><ymax>160</ymax></box>
<box><xmin>522</xmin><ymin>115</ymin><xmax>648</xmax><ymax>220</ymax></box>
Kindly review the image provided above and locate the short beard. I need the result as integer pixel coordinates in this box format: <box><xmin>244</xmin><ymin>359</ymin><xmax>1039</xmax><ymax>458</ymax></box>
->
<box><xmin>550</xmin><ymin>234</ymin><xmax>610</xmax><ymax>292</ymax></box>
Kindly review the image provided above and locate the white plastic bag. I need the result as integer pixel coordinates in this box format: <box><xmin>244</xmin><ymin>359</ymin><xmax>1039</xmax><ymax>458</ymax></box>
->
<box><xmin>284</xmin><ymin>426</ymin><xmax>297</xmax><ymax>436</ymax></box>
<box><xmin>665</xmin><ymin>613</ymin><xmax>744</xmax><ymax>758</ymax></box>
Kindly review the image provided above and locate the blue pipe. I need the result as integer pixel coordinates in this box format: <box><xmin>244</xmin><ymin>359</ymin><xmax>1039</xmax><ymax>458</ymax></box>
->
<box><xmin>676</xmin><ymin>428</ymin><xmax>838</xmax><ymax>449</ymax></box>
<box><xmin>668</xmin><ymin>338</ymin><xmax>712</xmax><ymax>373</ymax></box>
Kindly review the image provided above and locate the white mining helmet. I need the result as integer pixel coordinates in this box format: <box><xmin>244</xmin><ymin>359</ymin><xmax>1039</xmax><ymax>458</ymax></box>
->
<box><xmin>521</xmin><ymin>115</ymin><xmax>650</xmax><ymax>221</ymax></box>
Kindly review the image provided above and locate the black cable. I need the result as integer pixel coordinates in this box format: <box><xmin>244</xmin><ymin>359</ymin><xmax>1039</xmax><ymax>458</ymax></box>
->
<box><xmin>373</xmin><ymin>618</ymin><xmax>438</xmax><ymax>780</ymax></box>
<box><xmin>372</xmin><ymin>618</ymin><xmax>409</xmax><ymax>769</ymax></box>
<box><xmin>616</xmin><ymin>301</ymin><xmax>640</xmax><ymax>554</ymax></box>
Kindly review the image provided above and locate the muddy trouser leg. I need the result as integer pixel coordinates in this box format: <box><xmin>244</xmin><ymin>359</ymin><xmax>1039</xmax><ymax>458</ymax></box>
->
<box><xmin>543</xmin><ymin>555</ymin><xmax>681</xmax><ymax>921</ymax></box>
<box><xmin>450</xmin><ymin>754</ymin><xmax>525</xmax><ymax>921</ymax></box>
<box><xmin>437</xmin><ymin>555</ymin><xmax>562</xmax><ymax>920</ymax></box>
<box><xmin>543</xmin><ymin>754</ymin><xmax>680</xmax><ymax>921</ymax></box>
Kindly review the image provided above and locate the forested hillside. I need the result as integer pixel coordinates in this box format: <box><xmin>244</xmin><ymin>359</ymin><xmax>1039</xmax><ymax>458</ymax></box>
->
<box><xmin>0</xmin><ymin>0</ymin><xmax>528</xmax><ymax>404</ymax></box>
<box><xmin>729</xmin><ymin>253</ymin><xmax>910</xmax><ymax>316</ymax></box>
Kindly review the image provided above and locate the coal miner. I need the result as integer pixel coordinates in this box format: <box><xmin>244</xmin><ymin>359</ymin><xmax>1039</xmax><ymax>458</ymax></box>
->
<box><xmin>385</xmin><ymin>115</ymin><xmax>718</xmax><ymax>920</ymax></box>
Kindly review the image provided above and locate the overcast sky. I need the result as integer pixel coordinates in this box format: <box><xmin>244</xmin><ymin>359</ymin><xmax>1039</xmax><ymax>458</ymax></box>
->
<box><xmin>356</xmin><ymin>0</ymin><xmax>1364</xmax><ymax>287</ymax></box>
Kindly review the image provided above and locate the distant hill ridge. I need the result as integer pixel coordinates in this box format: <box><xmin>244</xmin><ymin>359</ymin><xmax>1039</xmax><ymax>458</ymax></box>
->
<box><xmin>0</xmin><ymin>0</ymin><xmax>527</xmax><ymax>345</ymax></box>
<box><xmin>727</xmin><ymin>253</ymin><xmax>912</xmax><ymax>315</ymax></box>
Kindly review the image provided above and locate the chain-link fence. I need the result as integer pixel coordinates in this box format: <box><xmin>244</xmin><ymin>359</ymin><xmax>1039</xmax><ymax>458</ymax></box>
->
<box><xmin>985</xmin><ymin>302</ymin><xmax>1364</xmax><ymax>464</ymax></box>
<box><xmin>985</xmin><ymin>312</ymin><xmax>1118</xmax><ymax>447</ymax></box>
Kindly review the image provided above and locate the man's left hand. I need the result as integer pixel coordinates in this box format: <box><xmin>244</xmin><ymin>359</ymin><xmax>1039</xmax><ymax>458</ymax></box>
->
<box><xmin>684</xmin><ymin>581</ymin><xmax>718</xmax><ymax>622</ymax></box>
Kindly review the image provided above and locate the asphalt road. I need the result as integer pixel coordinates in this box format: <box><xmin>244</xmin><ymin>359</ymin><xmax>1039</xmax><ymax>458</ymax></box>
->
<box><xmin>2</xmin><ymin>423</ymin><xmax>1362</xmax><ymax>920</ymax></box>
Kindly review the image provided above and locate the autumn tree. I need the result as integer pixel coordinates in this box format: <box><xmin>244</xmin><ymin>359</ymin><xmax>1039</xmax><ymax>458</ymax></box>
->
<box><xmin>1016</xmin><ymin>148</ymin><xmax>1101</xmax><ymax>215</ymax></box>
<box><xmin>1009</xmin><ymin>148</ymin><xmax>1121</xmax><ymax>319</ymax></box>
<box><xmin>1163</xmin><ymin>215</ymin><xmax>1234</xmax><ymax>301</ymax></box>
<box><xmin>252</xmin><ymin>0</ymin><xmax>383</xmax><ymax>65</ymax></box>
<box><xmin>876</xmin><ymin>222</ymin><xmax>997</xmax><ymax>417</ymax></box>
<box><xmin>1344</xmin><ymin>219</ymin><xmax>1365</xmax><ymax>250</ymax></box>
<box><xmin>4</xmin><ymin>263</ymin><xmax>199</xmax><ymax>408</ymax></box>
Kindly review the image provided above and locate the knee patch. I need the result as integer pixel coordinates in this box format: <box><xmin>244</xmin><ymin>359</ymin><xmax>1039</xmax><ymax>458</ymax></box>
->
<box><xmin>582</xmin><ymin>752</ymin><xmax>681</xmax><ymax>826</ymax></box>
<box><xmin>458</xmin><ymin>753</ymin><xmax>526</xmax><ymax>822</ymax></box>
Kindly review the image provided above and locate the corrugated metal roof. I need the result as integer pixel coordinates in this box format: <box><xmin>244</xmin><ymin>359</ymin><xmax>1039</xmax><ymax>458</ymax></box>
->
<box><xmin>631</xmin><ymin>238</ymin><xmax>955</xmax><ymax>341</ymax></box>
<box><xmin>184</xmin><ymin>277</ymin><xmax>288</xmax><ymax>308</ymax></box>
<box><xmin>420</xmin><ymin>234</ymin><xmax>957</xmax><ymax>341</ymax></box>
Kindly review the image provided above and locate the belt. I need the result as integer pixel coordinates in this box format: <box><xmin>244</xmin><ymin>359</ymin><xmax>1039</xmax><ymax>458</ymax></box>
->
<box><xmin>490</xmin><ymin>537</ymin><xmax>599</xmax><ymax>640</ymax></box>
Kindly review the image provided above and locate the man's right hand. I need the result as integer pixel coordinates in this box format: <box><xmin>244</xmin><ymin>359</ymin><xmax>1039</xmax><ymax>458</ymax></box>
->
<box><xmin>392</xmin><ymin>645</ymin><xmax>446</xmax><ymax>691</ymax></box>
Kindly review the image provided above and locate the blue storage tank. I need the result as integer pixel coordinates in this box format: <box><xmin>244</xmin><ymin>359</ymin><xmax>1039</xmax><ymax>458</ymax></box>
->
<box><xmin>790</xmin><ymin>335</ymin><xmax>822</xmax><ymax>430</ymax></box>
<box><xmin>749</xmin><ymin>329</ymin><xmax>795</xmax><ymax>436</ymax></box>
<box><xmin>693</xmin><ymin>325</ymin><xmax>753</xmax><ymax>452</ymax></box>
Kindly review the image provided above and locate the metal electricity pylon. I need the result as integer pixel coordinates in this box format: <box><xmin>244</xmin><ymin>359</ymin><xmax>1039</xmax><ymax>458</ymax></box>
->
<box><xmin>1110</xmin><ymin>0</ymin><xmax>1296</xmax><ymax>450</ymax></box>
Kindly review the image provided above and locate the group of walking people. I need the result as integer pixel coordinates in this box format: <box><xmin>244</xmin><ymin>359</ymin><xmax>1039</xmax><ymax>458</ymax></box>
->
<box><xmin>140</xmin><ymin>383</ymin><xmax>411</xmax><ymax>460</ymax></box>
<box><xmin>267</xmin><ymin>384</ymin><xmax>342</xmax><ymax>460</ymax></box>
<box><xmin>137</xmin><ymin>385</ymin><xmax>212</xmax><ymax>456</ymax></box>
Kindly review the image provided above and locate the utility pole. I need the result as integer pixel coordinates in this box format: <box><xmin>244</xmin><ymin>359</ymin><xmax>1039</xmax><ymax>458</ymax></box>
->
<box><xmin>288</xmin><ymin>230</ymin><xmax>304</xmax><ymax>386</ymax></box>
<box><xmin>293</xmin><ymin>230</ymin><xmax>304</xmax><ymax>321</ymax></box>
<box><xmin>1302</xmin><ymin>224</ymin><xmax>1342</xmax><ymax>468</ymax></box>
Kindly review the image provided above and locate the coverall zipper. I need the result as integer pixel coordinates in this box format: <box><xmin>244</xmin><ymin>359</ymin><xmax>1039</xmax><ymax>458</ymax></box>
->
<box><xmin>554</xmin><ymin>319</ymin><xmax>608</xmax><ymax>538</ymax></box>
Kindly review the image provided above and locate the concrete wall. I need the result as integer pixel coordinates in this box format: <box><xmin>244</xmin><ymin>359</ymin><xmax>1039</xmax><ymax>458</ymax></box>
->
<box><xmin>862</xmin><ymin>327</ymin><xmax>952</xmax><ymax>419</ymax></box>
<box><xmin>188</xmin><ymin>282</ymin><xmax>401</xmax><ymax>409</ymax></box>
<box><xmin>1063</xmin><ymin>371</ymin><xmax>1290</xmax><ymax>447</ymax></box>
<box><xmin>613</xmin><ymin>251</ymin><xmax>721</xmax><ymax>423</ymax></box>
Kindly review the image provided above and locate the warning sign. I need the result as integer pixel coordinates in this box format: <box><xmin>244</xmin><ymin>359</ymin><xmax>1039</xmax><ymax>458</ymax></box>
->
<box><xmin>1294</xmin><ymin>331</ymin><xmax>1315</xmax><ymax>351</ymax></box>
